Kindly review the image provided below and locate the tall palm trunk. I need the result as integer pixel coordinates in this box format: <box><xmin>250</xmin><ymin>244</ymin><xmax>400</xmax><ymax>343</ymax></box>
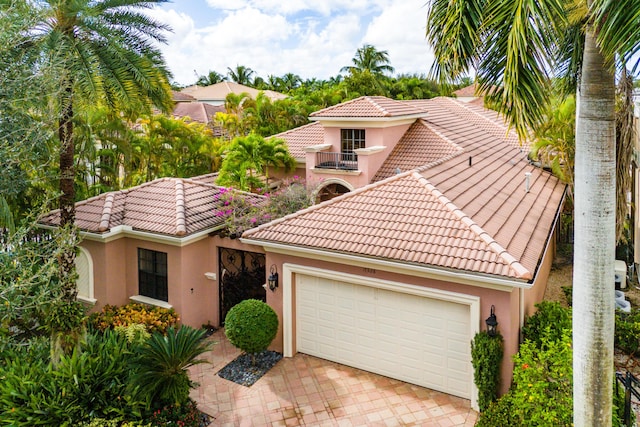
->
<box><xmin>58</xmin><ymin>79</ymin><xmax>78</xmax><ymax>301</ymax></box>
<box><xmin>572</xmin><ymin>29</ymin><xmax>616</xmax><ymax>427</ymax></box>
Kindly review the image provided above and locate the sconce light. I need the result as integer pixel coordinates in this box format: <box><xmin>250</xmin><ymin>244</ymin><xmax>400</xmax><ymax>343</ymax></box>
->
<box><xmin>485</xmin><ymin>305</ymin><xmax>498</xmax><ymax>337</ymax></box>
<box><xmin>267</xmin><ymin>265</ymin><xmax>279</xmax><ymax>291</ymax></box>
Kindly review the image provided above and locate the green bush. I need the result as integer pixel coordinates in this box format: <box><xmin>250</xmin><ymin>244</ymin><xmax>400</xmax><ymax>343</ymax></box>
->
<box><xmin>89</xmin><ymin>303</ymin><xmax>179</xmax><ymax>335</ymax></box>
<box><xmin>475</xmin><ymin>394</ymin><xmax>515</xmax><ymax>427</ymax></box>
<box><xmin>0</xmin><ymin>330</ymin><xmax>145</xmax><ymax>426</ymax></box>
<box><xmin>615</xmin><ymin>309</ymin><xmax>640</xmax><ymax>355</ymax></box>
<box><xmin>147</xmin><ymin>399</ymin><xmax>202</xmax><ymax>427</ymax></box>
<box><xmin>521</xmin><ymin>301</ymin><xmax>572</xmax><ymax>347</ymax></box>
<box><xmin>478</xmin><ymin>311</ymin><xmax>631</xmax><ymax>427</ymax></box>
<box><xmin>0</xmin><ymin>354</ymin><xmax>76</xmax><ymax>426</ymax></box>
<box><xmin>471</xmin><ymin>331</ymin><xmax>503</xmax><ymax>411</ymax></box>
<box><xmin>129</xmin><ymin>326</ymin><xmax>212</xmax><ymax>408</ymax></box>
<box><xmin>224</xmin><ymin>299</ymin><xmax>279</xmax><ymax>355</ymax></box>
<box><xmin>55</xmin><ymin>330</ymin><xmax>145</xmax><ymax>421</ymax></box>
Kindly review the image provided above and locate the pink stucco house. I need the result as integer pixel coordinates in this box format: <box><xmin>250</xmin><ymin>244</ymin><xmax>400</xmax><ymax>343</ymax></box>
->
<box><xmin>40</xmin><ymin>95</ymin><xmax>565</xmax><ymax>410</ymax></box>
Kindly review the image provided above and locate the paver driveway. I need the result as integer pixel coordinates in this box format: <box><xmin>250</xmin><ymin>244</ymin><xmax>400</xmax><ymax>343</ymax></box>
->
<box><xmin>190</xmin><ymin>329</ymin><xmax>478</xmax><ymax>426</ymax></box>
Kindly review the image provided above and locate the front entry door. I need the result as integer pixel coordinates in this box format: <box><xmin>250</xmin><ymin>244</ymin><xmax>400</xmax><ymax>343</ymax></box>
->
<box><xmin>218</xmin><ymin>247</ymin><xmax>266</xmax><ymax>324</ymax></box>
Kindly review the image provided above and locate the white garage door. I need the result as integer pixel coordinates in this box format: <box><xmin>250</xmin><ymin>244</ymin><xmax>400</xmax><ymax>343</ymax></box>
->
<box><xmin>296</xmin><ymin>274</ymin><xmax>473</xmax><ymax>399</ymax></box>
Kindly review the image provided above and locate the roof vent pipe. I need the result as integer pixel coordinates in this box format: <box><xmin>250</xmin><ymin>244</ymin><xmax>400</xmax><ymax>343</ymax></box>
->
<box><xmin>469</xmin><ymin>156</ymin><xmax>472</xmax><ymax>167</ymax></box>
<box><xmin>525</xmin><ymin>172</ymin><xmax>532</xmax><ymax>193</ymax></box>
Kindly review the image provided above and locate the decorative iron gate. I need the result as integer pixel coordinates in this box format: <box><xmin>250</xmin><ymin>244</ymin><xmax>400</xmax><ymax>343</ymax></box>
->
<box><xmin>218</xmin><ymin>247</ymin><xmax>266</xmax><ymax>324</ymax></box>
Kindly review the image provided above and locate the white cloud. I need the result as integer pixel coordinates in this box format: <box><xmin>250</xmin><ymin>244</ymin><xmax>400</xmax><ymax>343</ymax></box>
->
<box><xmin>205</xmin><ymin>0</ymin><xmax>382</xmax><ymax>16</ymax></box>
<box><xmin>150</xmin><ymin>1</ymin><xmax>436</xmax><ymax>85</ymax></box>
<box><xmin>363</xmin><ymin>1</ymin><xmax>435</xmax><ymax>76</ymax></box>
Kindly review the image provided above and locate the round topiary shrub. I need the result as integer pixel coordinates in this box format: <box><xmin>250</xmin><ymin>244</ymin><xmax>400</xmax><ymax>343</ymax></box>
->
<box><xmin>224</xmin><ymin>299</ymin><xmax>278</xmax><ymax>355</ymax></box>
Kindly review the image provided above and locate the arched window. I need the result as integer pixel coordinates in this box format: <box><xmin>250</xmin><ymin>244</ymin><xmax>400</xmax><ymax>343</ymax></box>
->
<box><xmin>76</xmin><ymin>247</ymin><xmax>96</xmax><ymax>304</ymax></box>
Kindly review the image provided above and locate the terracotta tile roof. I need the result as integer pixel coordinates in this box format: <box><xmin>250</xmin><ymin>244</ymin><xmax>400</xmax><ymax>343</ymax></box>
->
<box><xmin>453</xmin><ymin>84</ymin><xmax>478</xmax><ymax>98</ymax></box>
<box><xmin>189</xmin><ymin>173</ymin><xmax>219</xmax><ymax>185</ymax></box>
<box><xmin>39</xmin><ymin>178</ymin><xmax>265</xmax><ymax>237</ymax></box>
<box><xmin>172</xmin><ymin>102</ymin><xmax>225</xmax><ymax>125</ymax></box>
<box><xmin>372</xmin><ymin>120</ymin><xmax>464</xmax><ymax>181</ymax></box>
<box><xmin>245</xmin><ymin>96</ymin><xmax>565</xmax><ymax>281</ymax></box>
<box><xmin>244</xmin><ymin>172</ymin><xmax>536</xmax><ymax>279</ymax></box>
<box><xmin>181</xmin><ymin>82</ymin><xmax>287</xmax><ymax>102</ymax></box>
<box><xmin>172</xmin><ymin>91</ymin><xmax>196</xmax><ymax>102</ymax></box>
<box><xmin>272</xmin><ymin>122</ymin><xmax>324</xmax><ymax>159</ymax></box>
<box><xmin>310</xmin><ymin>96</ymin><xmax>428</xmax><ymax>118</ymax></box>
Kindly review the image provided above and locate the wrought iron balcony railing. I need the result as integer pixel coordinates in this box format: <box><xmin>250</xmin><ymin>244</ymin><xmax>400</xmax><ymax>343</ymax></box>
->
<box><xmin>315</xmin><ymin>152</ymin><xmax>358</xmax><ymax>171</ymax></box>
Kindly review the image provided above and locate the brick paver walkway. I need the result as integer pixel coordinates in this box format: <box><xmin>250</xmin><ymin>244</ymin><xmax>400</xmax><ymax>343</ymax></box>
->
<box><xmin>190</xmin><ymin>329</ymin><xmax>477</xmax><ymax>426</ymax></box>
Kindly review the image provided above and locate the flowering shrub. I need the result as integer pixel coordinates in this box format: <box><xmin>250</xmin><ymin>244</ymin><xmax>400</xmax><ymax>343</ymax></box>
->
<box><xmin>477</xmin><ymin>302</ymin><xmax>629</xmax><ymax>427</ymax></box>
<box><xmin>147</xmin><ymin>398</ymin><xmax>203</xmax><ymax>427</ymax></box>
<box><xmin>213</xmin><ymin>176</ymin><xmax>313</xmax><ymax>236</ymax></box>
<box><xmin>90</xmin><ymin>303</ymin><xmax>179</xmax><ymax>335</ymax></box>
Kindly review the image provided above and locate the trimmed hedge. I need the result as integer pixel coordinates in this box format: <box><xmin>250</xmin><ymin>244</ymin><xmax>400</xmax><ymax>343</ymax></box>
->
<box><xmin>471</xmin><ymin>331</ymin><xmax>503</xmax><ymax>411</ymax></box>
<box><xmin>224</xmin><ymin>299</ymin><xmax>278</xmax><ymax>355</ymax></box>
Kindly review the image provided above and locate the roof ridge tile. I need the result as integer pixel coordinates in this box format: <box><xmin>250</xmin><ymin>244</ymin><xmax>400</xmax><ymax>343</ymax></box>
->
<box><xmin>413</xmin><ymin>172</ymin><xmax>533</xmax><ymax>280</ymax></box>
<box><xmin>98</xmin><ymin>193</ymin><xmax>115</xmax><ymax>232</ymax></box>
<box><xmin>366</xmin><ymin>96</ymin><xmax>390</xmax><ymax>116</ymax></box>
<box><xmin>242</xmin><ymin>172</ymin><xmax>412</xmax><ymax>238</ymax></box>
<box><xmin>175</xmin><ymin>179</ymin><xmax>186</xmax><ymax>236</ymax></box>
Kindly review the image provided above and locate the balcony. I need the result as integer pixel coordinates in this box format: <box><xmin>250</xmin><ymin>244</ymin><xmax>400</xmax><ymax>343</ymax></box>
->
<box><xmin>314</xmin><ymin>152</ymin><xmax>358</xmax><ymax>171</ymax></box>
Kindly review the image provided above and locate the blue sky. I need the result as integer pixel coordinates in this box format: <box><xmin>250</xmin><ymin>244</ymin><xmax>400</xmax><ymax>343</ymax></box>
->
<box><xmin>149</xmin><ymin>1</ymin><xmax>436</xmax><ymax>86</ymax></box>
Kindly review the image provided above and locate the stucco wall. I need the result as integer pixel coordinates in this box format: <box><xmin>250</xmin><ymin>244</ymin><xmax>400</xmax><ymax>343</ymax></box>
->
<box><xmin>80</xmin><ymin>233</ymin><xmax>265</xmax><ymax>329</ymax></box>
<box><xmin>523</xmin><ymin>232</ymin><xmax>556</xmax><ymax>318</ymax></box>
<box><xmin>262</xmin><ymin>252</ymin><xmax>521</xmax><ymax>394</ymax></box>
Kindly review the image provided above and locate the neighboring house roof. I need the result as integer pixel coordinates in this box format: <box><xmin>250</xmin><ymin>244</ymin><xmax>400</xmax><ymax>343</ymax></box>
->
<box><xmin>309</xmin><ymin>96</ymin><xmax>428</xmax><ymax>119</ymax></box>
<box><xmin>271</xmin><ymin>121</ymin><xmax>324</xmax><ymax>159</ymax></box>
<box><xmin>189</xmin><ymin>173</ymin><xmax>219</xmax><ymax>185</ymax></box>
<box><xmin>180</xmin><ymin>82</ymin><xmax>287</xmax><ymax>102</ymax></box>
<box><xmin>172</xmin><ymin>91</ymin><xmax>196</xmax><ymax>102</ymax></box>
<box><xmin>172</xmin><ymin>102</ymin><xmax>225</xmax><ymax>125</ymax></box>
<box><xmin>39</xmin><ymin>177</ymin><xmax>264</xmax><ymax>238</ymax></box>
<box><xmin>453</xmin><ymin>84</ymin><xmax>478</xmax><ymax>98</ymax></box>
<box><xmin>243</xmin><ymin>96</ymin><xmax>565</xmax><ymax>282</ymax></box>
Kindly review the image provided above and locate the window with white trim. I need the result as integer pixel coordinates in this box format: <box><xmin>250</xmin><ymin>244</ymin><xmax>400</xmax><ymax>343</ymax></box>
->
<box><xmin>138</xmin><ymin>248</ymin><xmax>168</xmax><ymax>302</ymax></box>
<box><xmin>75</xmin><ymin>247</ymin><xmax>95</xmax><ymax>303</ymax></box>
<box><xmin>341</xmin><ymin>129</ymin><xmax>365</xmax><ymax>159</ymax></box>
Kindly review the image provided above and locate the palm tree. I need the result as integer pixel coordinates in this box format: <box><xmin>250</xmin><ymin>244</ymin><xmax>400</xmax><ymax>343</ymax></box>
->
<box><xmin>530</xmin><ymin>95</ymin><xmax>576</xmax><ymax>191</ymax></box>
<box><xmin>28</xmin><ymin>0</ymin><xmax>173</xmax><ymax>300</ymax></box>
<box><xmin>426</xmin><ymin>1</ymin><xmax>640</xmax><ymax>424</ymax></box>
<box><xmin>280</xmin><ymin>73</ymin><xmax>302</xmax><ymax>92</ymax></box>
<box><xmin>129</xmin><ymin>326</ymin><xmax>212</xmax><ymax>408</ymax></box>
<box><xmin>196</xmin><ymin>70</ymin><xmax>226</xmax><ymax>86</ymax></box>
<box><xmin>217</xmin><ymin>134</ymin><xmax>294</xmax><ymax>191</ymax></box>
<box><xmin>340</xmin><ymin>44</ymin><xmax>395</xmax><ymax>76</ymax></box>
<box><xmin>227</xmin><ymin>65</ymin><xmax>255</xmax><ymax>86</ymax></box>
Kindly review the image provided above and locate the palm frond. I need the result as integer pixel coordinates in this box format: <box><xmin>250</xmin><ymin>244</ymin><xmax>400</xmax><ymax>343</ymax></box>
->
<box><xmin>591</xmin><ymin>0</ymin><xmax>640</xmax><ymax>73</ymax></box>
<box><xmin>426</xmin><ymin>0</ymin><xmax>488</xmax><ymax>84</ymax></box>
<box><xmin>478</xmin><ymin>0</ymin><xmax>567</xmax><ymax>140</ymax></box>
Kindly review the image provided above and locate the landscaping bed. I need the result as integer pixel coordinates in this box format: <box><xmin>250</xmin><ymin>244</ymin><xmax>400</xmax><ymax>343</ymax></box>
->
<box><xmin>544</xmin><ymin>252</ymin><xmax>640</xmax><ymax>423</ymax></box>
<box><xmin>217</xmin><ymin>350</ymin><xmax>283</xmax><ymax>386</ymax></box>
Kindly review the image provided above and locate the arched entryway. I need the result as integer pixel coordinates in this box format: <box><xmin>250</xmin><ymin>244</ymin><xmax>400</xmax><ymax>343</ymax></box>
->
<box><xmin>315</xmin><ymin>179</ymin><xmax>354</xmax><ymax>203</ymax></box>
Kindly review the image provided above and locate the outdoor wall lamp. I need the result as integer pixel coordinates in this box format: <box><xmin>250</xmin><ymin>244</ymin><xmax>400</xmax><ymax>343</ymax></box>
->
<box><xmin>485</xmin><ymin>305</ymin><xmax>498</xmax><ymax>337</ymax></box>
<box><xmin>267</xmin><ymin>265</ymin><xmax>279</xmax><ymax>291</ymax></box>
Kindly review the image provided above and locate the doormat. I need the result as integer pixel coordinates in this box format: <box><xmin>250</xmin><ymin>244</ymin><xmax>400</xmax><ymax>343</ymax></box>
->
<box><xmin>217</xmin><ymin>350</ymin><xmax>283</xmax><ymax>387</ymax></box>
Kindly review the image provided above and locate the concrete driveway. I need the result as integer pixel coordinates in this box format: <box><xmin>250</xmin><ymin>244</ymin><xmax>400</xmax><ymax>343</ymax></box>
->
<box><xmin>190</xmin><ymin>329</ymin><xmax>477</xmax><ymax>426</ymax></box>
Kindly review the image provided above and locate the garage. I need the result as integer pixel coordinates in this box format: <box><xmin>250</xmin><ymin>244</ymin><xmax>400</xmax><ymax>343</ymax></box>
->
<box><xmin>295</xmin><ymin>273</ymin><xmax>475</xmax><ymax>399</ymax></box>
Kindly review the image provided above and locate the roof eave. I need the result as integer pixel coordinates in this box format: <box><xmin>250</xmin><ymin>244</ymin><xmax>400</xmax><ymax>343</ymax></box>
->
<box><xmin>240</xmin><ymin>238</ymin><xmax>533</xmax><ymax>291</ymax></box>
<box><xmin>38</xmin><ymin>223</ymin><xmax>226</xmax><ymax>247</ymax></box>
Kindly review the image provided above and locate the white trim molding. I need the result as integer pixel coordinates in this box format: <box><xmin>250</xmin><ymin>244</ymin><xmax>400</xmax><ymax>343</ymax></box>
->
<box><xmin>129</xmin><ymin>295</ymin><xmax>172</xmax><ymax>309</ymax></box>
